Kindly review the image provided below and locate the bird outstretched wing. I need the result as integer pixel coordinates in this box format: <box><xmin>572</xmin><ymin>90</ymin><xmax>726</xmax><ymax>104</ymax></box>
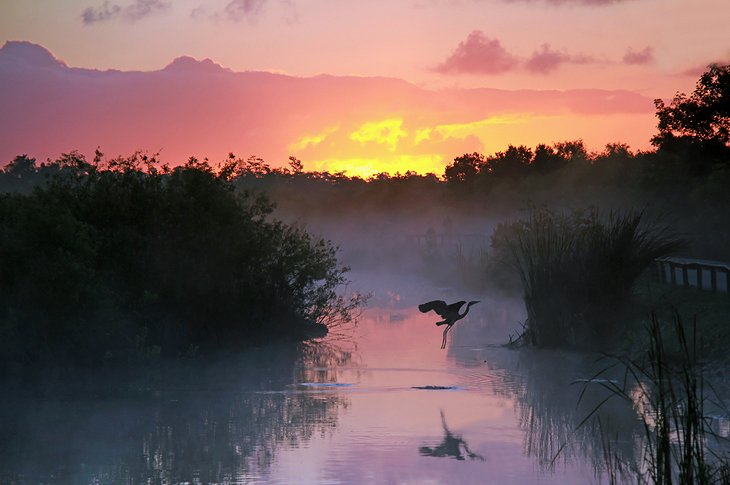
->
<box><xmin>418</xmin><ymin>300</ymin><xmax>463</xmax><ymax>319</ymax></box>
<box><xmin>418</xmin><ymin>300</ymin><xmax>448</xmax><ymax>316</ymax></box>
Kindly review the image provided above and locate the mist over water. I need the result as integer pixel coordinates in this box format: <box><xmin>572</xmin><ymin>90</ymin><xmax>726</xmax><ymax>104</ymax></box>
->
<box><xmin>1</xmin><ymin>203</ymin><xmax>640</xmax><ymax>485</ymax></box>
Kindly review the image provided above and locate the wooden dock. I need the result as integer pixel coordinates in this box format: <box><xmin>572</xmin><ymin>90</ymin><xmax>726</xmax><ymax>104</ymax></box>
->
<box><xmin>655</xmin><ymin>257</ymin><xmax>730</xmax><ymax>293</ymax></box>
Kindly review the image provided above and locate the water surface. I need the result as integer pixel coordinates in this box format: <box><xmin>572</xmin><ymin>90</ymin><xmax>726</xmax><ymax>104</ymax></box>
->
<box><xmin>2</xmin><ymin>275</ymin><xmax>639</xmax><ymax>484</ymax></box>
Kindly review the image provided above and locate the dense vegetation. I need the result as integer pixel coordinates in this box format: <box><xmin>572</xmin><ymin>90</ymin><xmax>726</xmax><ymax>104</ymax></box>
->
<box><xmin>492</xmin><ymin>207</ymin><xmax>684</xmax><ymax>349</ymax></box>
<box><xmin>0</xmin><ymin>154</ymin><xmax>361</xmax><ymax>371</ymax></box>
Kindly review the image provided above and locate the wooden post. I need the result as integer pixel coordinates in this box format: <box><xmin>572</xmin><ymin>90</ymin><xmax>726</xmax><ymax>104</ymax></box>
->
<box><xmin>720</xmin><ymin>269</ymin><xmax>729</xmax><ymax>293</ymax></box>
<box><xmin>698</xmin><ymin>266</ymin><xmax>704</xmax><ymax>290</ymax></box>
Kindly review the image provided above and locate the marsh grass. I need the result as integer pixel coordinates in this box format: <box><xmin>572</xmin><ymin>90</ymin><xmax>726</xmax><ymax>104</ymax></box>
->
<box><xmin>497</xmin><ymin>206</ymin><xmax>684</xmax><ymax>348</ymax></box>
<box><xmin>578</xmin><ymin>312</ymin><xmax>730</xmax><ymax>484</ymax></box>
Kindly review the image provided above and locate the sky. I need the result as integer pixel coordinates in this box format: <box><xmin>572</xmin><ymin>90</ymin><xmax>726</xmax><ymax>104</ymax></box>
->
<box><xmin>1</xmin><ymin>0</ymin><xmax>729</xmax><ymax>175</ymax></box>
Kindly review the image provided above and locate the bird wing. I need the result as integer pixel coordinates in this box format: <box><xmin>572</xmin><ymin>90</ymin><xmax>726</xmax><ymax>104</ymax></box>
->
<box><xmin>447</xmin><ymin>301</ymin><xmax>466</xmax><ymax>314</ymax></box>
<box><xmin>418</xmin><ymin>300</ymin><xmax>451</xmax><ymax>318</ymax></box>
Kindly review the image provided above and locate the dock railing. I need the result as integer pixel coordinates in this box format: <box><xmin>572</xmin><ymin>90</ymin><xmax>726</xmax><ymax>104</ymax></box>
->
<box><xmin>655</xmin><ymin>257</ymin><xmax>730</xmax><ymax>293</ymax></box>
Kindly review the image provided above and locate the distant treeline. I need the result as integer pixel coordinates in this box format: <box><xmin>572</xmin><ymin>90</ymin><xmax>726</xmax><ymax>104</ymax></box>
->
<box><xmin>0</xmin><ymin>154</ymin><xmax>362</xmax><ymax>372</ymax></box>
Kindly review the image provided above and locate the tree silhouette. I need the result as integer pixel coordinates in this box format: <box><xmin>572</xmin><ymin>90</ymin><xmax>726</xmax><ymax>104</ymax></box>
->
<box><xmin>487</xmin><ymin>144</ymin><xmax>532</xmax><ymax>179</ymax></box>
<box><xmin>652</xmin><ymin>63</ymin><xmax>730</xmax><ymax>172</ymax></box>
<box><xmin>444</xmin><ymin>152</ymin><xmax>484</xmax><ymax>183</ymax></box>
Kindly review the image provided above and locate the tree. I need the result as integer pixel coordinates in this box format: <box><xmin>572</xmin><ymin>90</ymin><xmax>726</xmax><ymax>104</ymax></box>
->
<box><xmin>652</xmin><ymin>63</ymin><xmax>730</xmax><ymax>165</ymax></box>
<box><xmin>1</xmin><ymin>155</ymin><xmax>43</xmax><ymax>193</ymax></box>
<box><xmin>443</xmin><ymin>152</ymin><xmax>485</xmax><ymax>182</ymax></box>
<box><xmin>487</xmin><ymin>145</ymin><xmax>532</xmax><ymax>179</ymax></box>
<box><xmin>553</xmin><ymin>140</ymin><xmax>589</xmax><ymax>164</ymax></box>
<box><xmin>531</xmin><ymin>144</ymin><xmax>564</xmax><ymax>174</ymax></box>
<box><xmin>3</xmin><ymin>154</ymin><xmax>37</xmax><ymax>178</ymax></box>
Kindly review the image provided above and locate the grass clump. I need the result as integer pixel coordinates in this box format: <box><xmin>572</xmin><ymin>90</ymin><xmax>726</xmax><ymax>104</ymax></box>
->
<box><xmin>494</xmin><ymin>206</ymin><xmax>683</xmax><ymax>348</ymax></box>
<box><xmin>578</xmin><ymin>312</ymin><xmax>730</xmax><ymax>485</ymax></box>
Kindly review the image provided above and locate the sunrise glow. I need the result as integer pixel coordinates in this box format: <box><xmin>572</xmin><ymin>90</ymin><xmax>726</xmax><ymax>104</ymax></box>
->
<box><xmin>2</xmin><ymin>1</ymin><xmax>728</xmax><ymax>175</ymax></box>
<box><xmin>288</xmin><ymin>111</ymin><xmax>656</xmax><ymax>176</ymax></box>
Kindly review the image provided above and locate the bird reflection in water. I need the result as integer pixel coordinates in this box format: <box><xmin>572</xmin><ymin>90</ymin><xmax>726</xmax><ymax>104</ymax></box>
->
<box><xmin>418</xmin><ymin>299</ymin><xmax>480</xmax><ymax>349</ymax></box>
<box><xmin>419</xmin><ymin>410</ymin><xmax>485</xmax><ymax>461</ymax></box>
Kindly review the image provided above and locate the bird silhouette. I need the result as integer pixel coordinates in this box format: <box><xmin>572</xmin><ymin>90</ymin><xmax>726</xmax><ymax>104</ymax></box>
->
<box><xmin>418</xmin><ymin>299</ymin><xmax>480</xmax><ymax>349</ymax></box>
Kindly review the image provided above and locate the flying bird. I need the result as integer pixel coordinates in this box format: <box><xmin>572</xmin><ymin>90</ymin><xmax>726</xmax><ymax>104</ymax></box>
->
<box><xmin>418</xmin><ymin>299</ymin><xmax>480</xmax><ymax>349</ymax></box>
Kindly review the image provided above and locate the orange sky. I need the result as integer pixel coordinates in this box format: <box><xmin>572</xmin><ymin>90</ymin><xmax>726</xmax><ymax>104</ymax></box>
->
<box><xmin>1</xmin><ymin>0</ymin><xmax>729</xmax><ymax>176</ymax></box>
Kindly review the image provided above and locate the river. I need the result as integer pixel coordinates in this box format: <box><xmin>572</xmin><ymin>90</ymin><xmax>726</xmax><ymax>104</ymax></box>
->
<box><xmin>3</xmin><ymin>268</ymin><xmax>663</xmax><ymax>484</ymax></box>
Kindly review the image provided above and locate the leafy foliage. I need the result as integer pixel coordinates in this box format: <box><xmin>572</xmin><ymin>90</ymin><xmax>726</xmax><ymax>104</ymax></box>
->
<box><xmin>653</xmin><ymin>64</ymin><xmax>730</xmax><ymax>174</ymax></box>
<box><xmin>0</xmin><ymin>152</ymin><xmax>361</xmax><ymax>370</ymax></box>
<box><xmin>653</xmin><ymin>64</ymin><xmax>730</xmax><ymax>148</ymax></box>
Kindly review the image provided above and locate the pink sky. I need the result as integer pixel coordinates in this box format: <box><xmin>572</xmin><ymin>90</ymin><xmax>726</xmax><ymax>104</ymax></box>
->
<box><xmin>1</xmin><ymin>0</ymin><xmax>729</xmax><ymax>175</ymax></box>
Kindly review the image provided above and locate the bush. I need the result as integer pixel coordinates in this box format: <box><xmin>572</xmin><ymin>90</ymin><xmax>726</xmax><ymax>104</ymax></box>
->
<box><xmin>0</xmin><ymin>153</ymin><xmax>361</xmax><ymax>370</ymax></box>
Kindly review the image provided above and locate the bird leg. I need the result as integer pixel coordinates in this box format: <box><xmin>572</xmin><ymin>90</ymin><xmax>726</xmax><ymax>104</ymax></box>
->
<box><xmin>441</xmin><ymin>325</ymin><xmax>453</xmax><ymax>349</ymax></box>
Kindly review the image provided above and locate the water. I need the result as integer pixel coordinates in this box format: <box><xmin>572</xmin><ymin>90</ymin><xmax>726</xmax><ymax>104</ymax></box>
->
<box><xmin>2</xmin><ymin>275</ymin><xmax>644</xmax><ymax>484</ymax></box>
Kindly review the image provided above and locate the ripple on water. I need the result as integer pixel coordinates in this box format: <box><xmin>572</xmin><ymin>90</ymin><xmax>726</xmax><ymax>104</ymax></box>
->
<box><xmin>410</xmin><ymin>385</ymin><xmax>462</xmax><ymax>390</ymax></box>
<box><xmin>296</xmin><ymin>382</ymin><xmax>355</xmax><ymax>388</ymax></box>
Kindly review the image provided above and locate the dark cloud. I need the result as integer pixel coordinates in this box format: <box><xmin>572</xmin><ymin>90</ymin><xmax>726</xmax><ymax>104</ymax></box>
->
<box><xmin>525</xmin><ymin>44</ymin><xmax>594</xmax><ymax>74</ymax></box>
<box><xmin>224</xmin><ymin>0</ymin><xmax>267</xmax><ymax>22</ymax></box>
<box><xmin>81</xmin><ymin>0</ymin><xmax>169</xmax><ymax>24</ymax></box>
<box><xmin>436</xmin><ymin>33</ymin><xmax>604</xmax><ymax>76</ymax></box>
<box><xmin>81</xmin><ymin>1</ymin><xmax>122</xmax><ymax>24</ymax></box>
<box><xmin>125</xmin><ymin>0</ymin><xmax>170</xmax><ymax>21</ymax></box>
<box><xmin>434</xmin><ymin>30</ymin><xmax>519</xmax><ymax>75</ymax></box>
<box><xmin>622</xmin><ymin>46</ymin><xmax>654</xmax><ymax>65</ymax></box>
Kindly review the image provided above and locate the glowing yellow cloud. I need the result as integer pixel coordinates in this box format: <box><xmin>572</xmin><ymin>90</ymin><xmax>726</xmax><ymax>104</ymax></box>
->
<box><xmin>433</xmin><ymin>114</ymin><xmax>532</xmax><ymax>140</ymax></box>
<box><xmin>414</xmin><ymin>128</ymin><xmax>432</xmax><ymax>145</ymax></box>
<box><xmin>295</xmin><ymin>113</ymin><xmax>580</xmax><ymax>177</ymax></box>
<box><xmin>289</xmin><ymin>126</ymin><xmax>339</xmax><ymax>151</ymax></box>
<box><xmin>349</xmin><ymin>119</ymin><xmax>407</xmax><ymax>151</ymax></box>
<box><xmin>309</xmin><ymin>154</ymin><xmax>444</xmax><ymax>179</ymax></box>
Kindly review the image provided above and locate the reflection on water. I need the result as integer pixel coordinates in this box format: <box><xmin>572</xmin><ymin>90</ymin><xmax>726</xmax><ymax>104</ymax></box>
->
<box><xmin>0</xmin><ymin>344</ymin><xmax>351</xmax><ymax>484</ymax></box>
<box><xmin>497</xmin><ymin>350</ymin><xmax>640</xmax><ymax>480</ymax></box>
<box><xmin>10</xmin><ymin>277</ymin><xmax>722</xmax><ymax>484</ymax></box>
<box><xmin>419</xmin><ymin>410</ymin><xmax>485</xmax><ymax>461</ymax></box>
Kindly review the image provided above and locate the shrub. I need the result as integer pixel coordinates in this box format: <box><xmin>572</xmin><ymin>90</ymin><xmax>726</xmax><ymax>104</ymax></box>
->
<box><xmin>0</xmin><ymin>153</ymin><xmax>361</xmax><ymax>369</ymax></box>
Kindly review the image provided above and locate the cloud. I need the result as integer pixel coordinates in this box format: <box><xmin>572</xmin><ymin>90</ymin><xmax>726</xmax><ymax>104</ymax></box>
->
<box><xmin>190</xmin><ymin>6</ymin><xmax>207</xmax><ymax>20</ymax></box>
<box><xmin>622</xmin><ymin>46</ymin><xmax>654</xmax><ymax>65</ymax></box>
<box><xmin>81</xmin><ymin>0</ymin><xmax>169</xmax><ymax>24</ymax></box>
<box><xmin>224</xmin><ymin>0</ymin><xmax>266</xmax><ymax>22</ymax></box>
<box><xmin>434</xmin><ymin>30</ymin><xmax>519</xmax><ymax>75</ymax></box>
<box><xmin>503</xmin><ymin>0</ymin><xmax>634</xmax><ymax>4</ymax></box>
<box><xmin>525</xmin><ymin>44</ymin><xmax>594</xmax><ymax>74</ymax></box>
<box><xmin>678</xmin><ymin>61</ymin><xmax>729</xmax><ymax>78</ymax></box>
<box><xmin>82</xmin><ymin>1</ymin><xmax>122</xmax><ymax>23</ymax></box>
<box><xmin>124</xmin><ymin>0</ymin><xmax>170</xmax><ymax>20</ymax></box>
<box><xmin>349</xmin><ymin>119</ymin><xmax>408</xmax><ymax>151</ymax></box>
<box><xmin>290</xmin><ymin>126</ymin><xmax>339</xmax><ymax>151</ymax></box>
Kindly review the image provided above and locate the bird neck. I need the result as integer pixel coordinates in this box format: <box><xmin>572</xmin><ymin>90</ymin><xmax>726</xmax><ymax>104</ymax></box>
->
<box><xmin>459</xmin><ymin>305</ymin><xmax>470</xmax><ymax>318</ymax></box>
<box><xmin>460</xmin><ymin>302</ymin><xmax>477</xmax><ymax>318</ymax></box>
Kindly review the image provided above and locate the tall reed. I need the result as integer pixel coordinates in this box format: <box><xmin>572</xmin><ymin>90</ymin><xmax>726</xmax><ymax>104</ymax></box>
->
<box><xmin>578</xmin><ymin>312</ymin><xmax>730</xmax><ymax>484</ymax></box>
<box><xmin>497</xmin><ymin>207</ymin><xmax>683</xmax><ymax>348</ymax></box>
